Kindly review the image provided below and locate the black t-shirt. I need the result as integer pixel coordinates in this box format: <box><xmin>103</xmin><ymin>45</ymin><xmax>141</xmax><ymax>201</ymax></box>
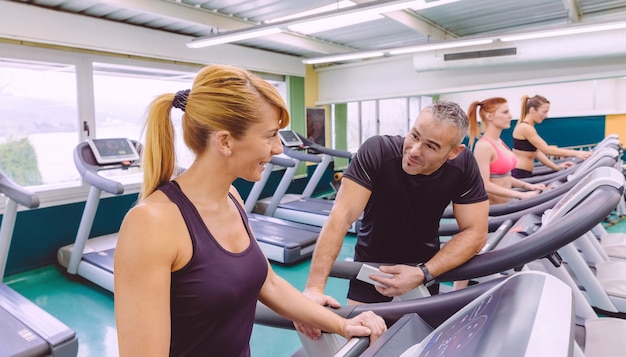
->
<box><xmin>344</xmin><ymin>135</ymin><xmax>487</xmax><ymax>264</ymax></box>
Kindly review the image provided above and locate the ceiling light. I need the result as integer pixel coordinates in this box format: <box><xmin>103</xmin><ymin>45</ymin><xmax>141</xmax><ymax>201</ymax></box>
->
<box><xmin>288</xmin><ymin>13</ymin><xmax>384</xmax><ymax>34</ymax></box>
<box><xmin>500</xmin><ymin>21</ymin><xmax>626</xmax><ymax>42</ymax></box>
<box><xmin>187</xmin><ymin>27</ymin><xmax>282</xmax><ymax>48</ymax></box>
<box><xmin>303</xmin><ymin>51</ymin><xmax>386</xmax><ymax>64</ymax></box>
<box><xmin>388</xmin><ymin>38</ymin><xmax>494</xmax><ymax>55</ymax></box>
<box><xmin>187</xmin><ymin>0</ymin><xmax>454</xmax><ymax>48</ymax></box>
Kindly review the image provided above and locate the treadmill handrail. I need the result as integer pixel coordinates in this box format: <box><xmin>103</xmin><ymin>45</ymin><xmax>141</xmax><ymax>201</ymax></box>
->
<box><xmin>270</xmin><ymin>155</ymin><xmax>296</xmax><ymax>168</ymax></box>
<box><xmin>297</xmin><ymin>133</ymin><xmax>354</xmax><ymax>159</ymax></box>
<box><xmin>441</xmin><ymin>151</ymin><xmax>616</xmax><ymax>218</ymax></box>
<box><xmin>330</xmin><ymin>184</ymin><xmax>621</xmax><ymax>283</ymax></box>
<box><xmin>255</xmin><ymin>276</ymin><xmax>505</xmax><ymax>330</ymax></box>
<box><xmin>0</xmin><ymin>173</ymin><xmax>39</xmax><ymax>209</ymax></box>
<box><xmin>281</xmin><ymin>146</ymin><xmax>323</xmax><ymax>163</ymax></box>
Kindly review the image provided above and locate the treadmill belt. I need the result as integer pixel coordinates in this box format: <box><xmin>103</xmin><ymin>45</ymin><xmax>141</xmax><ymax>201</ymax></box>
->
<box><xmin>248</xmin><ymin>217</ymin><xmax>319</xmax><ymax>248</ymax></box>
<box><xmin>279</xmin><ymin>198</ymin><xmax>333</xmax><ymax>215</ymax></box>
<box><xmin>83</xmin><ymin>248</ymin><xmax>115</xmax><ymax>274</ymax></box>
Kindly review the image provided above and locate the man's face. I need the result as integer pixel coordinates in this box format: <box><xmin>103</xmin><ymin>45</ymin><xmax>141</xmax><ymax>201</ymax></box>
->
<box><xmin>402</xmin><ymin>110</ymin><xmax>464</xmax><ymax>175</ymax></box>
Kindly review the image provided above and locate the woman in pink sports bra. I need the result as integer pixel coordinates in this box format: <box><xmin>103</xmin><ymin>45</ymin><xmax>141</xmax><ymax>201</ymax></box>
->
<box><xmin>467</xmin><ymin>97</ymin><xmax>545</xmax><ymax>205</ymax></box>
<box><xmin>453</xmin><ymin>97</ymin><xmax>547</xmax><ymax>292</ymax></box>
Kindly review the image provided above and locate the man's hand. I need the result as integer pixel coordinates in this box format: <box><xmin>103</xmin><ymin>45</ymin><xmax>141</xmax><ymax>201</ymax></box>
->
<box><xmin>371</xmin><ymin>264</ymin><xmax>422</xmax><ymax>297</ymax></box>
<box><xmin>342</xmin><ymin>311</ymin><xmax>387</xmax><ymax>344</ymax></box>
<box><xmin>293</xmin><ymin>289</ymin><xmax>341</xmax><ymax>339</ymax></box>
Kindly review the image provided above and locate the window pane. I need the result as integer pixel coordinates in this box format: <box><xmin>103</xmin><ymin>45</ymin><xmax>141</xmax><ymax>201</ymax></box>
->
<box><xmin>0</xmin><ymin>58</ymin><xmax>79</xmax><ymax>186</ymax></box>
<box><xmin>361</xmin><ymin>101</ymin><xmax>377</xmax><ymax>142</ymax></box>
<box><xmin>379</xmin><ymin>98</ymin><xmax>408</xmax><ymax>136</ymax></box>
<box><xmin>347</xmin><ymin>102</ymin><xmax>360</xmax><ymax>150</ymax></box>
<box><xmin>93</xmin><ymin>63</ymin><xmax>196</xmax><ymax>168</ymax></box>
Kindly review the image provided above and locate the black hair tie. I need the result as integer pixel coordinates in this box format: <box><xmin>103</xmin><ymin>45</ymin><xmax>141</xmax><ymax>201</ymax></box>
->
<box><xmin>173</xmin><ymin>89</ymin><xmax>190</xmax><ymax>112</ymax></box>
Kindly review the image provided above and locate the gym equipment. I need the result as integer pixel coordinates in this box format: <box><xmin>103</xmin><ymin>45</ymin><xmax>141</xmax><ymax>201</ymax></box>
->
<box><xmin>0</xmin><ymin>171</ymin><xmax>79</xmax><ymax>356</ymax></box>
<box><xmin>57</xmin><ymin>138</ymin><xmax>141</xmax><ymax>292</ymax></box>
<box><xmin>244</xmin><ymin>154</ymin><xmax>321</xmax><ymax>264</ymax></box>
<box><xmin>329</xmin><ymin>166</ymin><xmax>626</xmax><ymax>355</ymax></box>
<box><xmin>441</xmin><ymin>145</ymin><xmax>619</xmax><ymax>218</ymax></box>
<box><xmin>256</xmin><ymin>272</ymin><xmax>576</xmax><ymax>357</ymax></box>
<box><xmin>255</xmin><ymin>130</ymin><xmax>360</xmax><ymax>233</ymax></box>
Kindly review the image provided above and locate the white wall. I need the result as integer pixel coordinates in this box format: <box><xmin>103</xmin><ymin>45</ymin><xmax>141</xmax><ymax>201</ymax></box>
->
<box><xmin>314</xmin><ymin>28</ymin><xmax>626</xmax><ymax>118</ymax></box>
<box><xmin>441</xmin><ymin>78</ymin><xmax>626</xmax><ymax>119</ymax></box>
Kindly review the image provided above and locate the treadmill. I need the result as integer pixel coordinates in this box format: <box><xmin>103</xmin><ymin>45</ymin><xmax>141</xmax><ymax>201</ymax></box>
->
<box><xmin>244</xmin><ymin>155</ymin><xmax>321</xmax><ymax>264</ymax></box>
<box><xmin>257</xmin><ymin>272</ymin><xmax>576</xmax><ymax>357</ymax></box>
<box><xmin>57</xmin><ymin>138</ymin><xmax>141</xmax><ymax>293</ymax></box>
<box><xmin>255</xmin><ymin>130</ymin><xmax>360</xmax><ymax>233</ymax></box>
<box><xmin>0</xmin><ymin>172</ymin><xmax>79</xmax><ymax>356</ymax></box>
<box><xmin>441</xmin><ymin>145</ymin><xmax>620</xmax><ymax>218</ymax></box>
<box><xmin>320</xmin><ymin>165</ymin><xmax>625</xmax><ymax>356</ymax></box>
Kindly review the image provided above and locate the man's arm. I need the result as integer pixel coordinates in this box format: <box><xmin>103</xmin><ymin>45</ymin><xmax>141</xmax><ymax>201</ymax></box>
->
<box><xmin>295</xmin><ymin>178</ymin><xmax>371</xmax><ymax>339</ymax></box>
<box><xmin>425</xmin><ymin>200</ymin><xmax>489</xmax><ymax>278</ymax></box>
<box><xmin>305</xmin><ymin>178</ymin><xmax>371</xmax><ymax>294</ymax></box>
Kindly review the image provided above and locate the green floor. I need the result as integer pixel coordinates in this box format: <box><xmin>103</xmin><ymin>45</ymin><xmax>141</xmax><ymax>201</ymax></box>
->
<box><xmin>4</xmin><ymin>235</ymin><xmax>358</xmax><ymax>357</ymax></box>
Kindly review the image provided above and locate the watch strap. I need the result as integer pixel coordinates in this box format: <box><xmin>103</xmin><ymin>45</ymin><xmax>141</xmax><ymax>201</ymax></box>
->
<box><xmin>418</xmin><ymin>263</ymin><xmax>435</xmax><ymax>287</ymax></box>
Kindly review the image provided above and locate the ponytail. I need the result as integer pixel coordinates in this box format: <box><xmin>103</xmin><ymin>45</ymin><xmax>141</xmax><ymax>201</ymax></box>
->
<box><xmin>140</xmin><ymin>93</ymin><xmax>178</xmax><ymax>201</ymax></box>
<box><xmin>467</xmin><ymin>101</ymin><xmax>481</xmax><ymax>150</ymax></box>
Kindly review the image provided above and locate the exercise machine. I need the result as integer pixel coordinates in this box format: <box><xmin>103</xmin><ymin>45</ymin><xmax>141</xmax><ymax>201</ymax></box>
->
<box><xmin>244</xmin><ymin>154</ymin><xmax>321</xmax><ymax>264</ymax></box>
<box><xmin>0</xmin><ymin>171</ymin><xmax>78</xmax><ymax>356</ymax></box>
<box><xmin>57</xmin><ymin>138</ymin><xmax>141</xmax><ymax>292</ymax></box>
<box><xmin>255</xmin><ymin>130</ymin><xmax>360</xmax><ymax>233</ymax></box>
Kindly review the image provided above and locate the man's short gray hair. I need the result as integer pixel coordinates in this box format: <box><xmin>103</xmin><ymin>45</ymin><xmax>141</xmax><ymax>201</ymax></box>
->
<box><xmin>423</xmin><ymin>100</ymin><xmax>469</xmax><ymax>145</ymax></box>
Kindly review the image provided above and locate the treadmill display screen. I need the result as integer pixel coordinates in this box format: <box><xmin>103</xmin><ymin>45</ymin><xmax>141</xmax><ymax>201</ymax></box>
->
<box><xmin>278</xmin><ymin>130</ymin><xmax>304</xmax><ymax>147</ymax></box>
<box><xmin>87</xmin><ymin>138</ymin><xmax>140</xmax><ymax>164</ymax></box>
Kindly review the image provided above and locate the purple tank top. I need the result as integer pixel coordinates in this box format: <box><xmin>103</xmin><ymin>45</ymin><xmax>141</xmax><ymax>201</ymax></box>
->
<box><xmin>159</xmin><ymin>181</ymin><xmax>268</xmax><ymax>357</ymax></box>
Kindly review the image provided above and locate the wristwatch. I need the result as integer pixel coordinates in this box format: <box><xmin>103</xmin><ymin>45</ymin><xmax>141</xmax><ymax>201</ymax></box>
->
<box><xmin>418</xmin><ymin>263</ymin><xmax>435</xmax><ymax>287</ymax></box>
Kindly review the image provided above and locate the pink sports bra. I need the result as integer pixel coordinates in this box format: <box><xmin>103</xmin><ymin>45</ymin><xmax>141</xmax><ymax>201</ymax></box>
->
<box><xmin>479</xmin><ymin>137</ymin><xmax>518</xmax><ymax>177</ymax></box>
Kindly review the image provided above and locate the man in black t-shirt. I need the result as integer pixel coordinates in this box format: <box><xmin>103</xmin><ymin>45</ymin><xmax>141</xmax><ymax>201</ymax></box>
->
<box><xmin>296</xmin><ymin>100</ymin><xmax>489</xmax><ymax>339</ymax></box>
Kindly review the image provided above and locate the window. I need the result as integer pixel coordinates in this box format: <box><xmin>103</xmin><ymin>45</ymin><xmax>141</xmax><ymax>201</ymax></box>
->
<box><xmin>360</xmin><ymin>100</ymin><xmax>378</xmax><ymax>142</ymax></box>
<box><xmin>92</xmin><ymin>63</ymin><xmax>197</xmax><ymax>169</ymax></box>
<box><xmin>347</xmin><ymin>102</ymin><xmax>360</xmax><ymax>151</ymax></box>
<box><xmin>379</xmin><ymin>98</ymin><xmax>408</xmax><ymax>136</ymax></box>
<box><xmin>0</xmin><ymin>58</ymin><xmax>79</xmax><ymax>187</ymax></box>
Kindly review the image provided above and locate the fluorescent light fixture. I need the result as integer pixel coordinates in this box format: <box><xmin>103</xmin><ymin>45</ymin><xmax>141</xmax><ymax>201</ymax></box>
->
<box><xmin>303</xmin><ymin>51</ymin><xmax>386</xmax><ymax>64</ymax></box>
<box><xmin>187</xmin><ymin>27</ymin><xmax>282</xmax><ymax>48</ymax></box>
<box><xmin>188</xmin><ymin>0</ymin><xmax>455</xmax><ymax>48</ymax></box>
<box><xmin>288</xmin><ymin>12</ymin><xmax>384</xmax><ymax>34</ymax></box>
<box><xmin>500</xmin><ymin>21</ymin><xmax>626</xmax><ymax>42</ymax></box>
<box><xmin>388</xmin><ymin>38</ymin><xmax>494</xmax><ymax>55</ymax></box>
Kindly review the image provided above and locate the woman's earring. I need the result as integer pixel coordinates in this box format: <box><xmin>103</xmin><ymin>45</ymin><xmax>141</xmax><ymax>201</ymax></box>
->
<box><xmin>226</xmin><ymin>150</ymin><xmax>232</xmax><ymax>156</ymax></box>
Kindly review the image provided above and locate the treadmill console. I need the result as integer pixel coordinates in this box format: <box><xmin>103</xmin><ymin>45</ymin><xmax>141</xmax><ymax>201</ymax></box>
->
<box><xmin>87</xmin><ymin>138</ymin><xmax>140</xmax><ymax>165</ymax></box>
<box><xmin>278</xmin><ymin>130</ymin><xmax>304</xmax><ymax>148</ymax></box>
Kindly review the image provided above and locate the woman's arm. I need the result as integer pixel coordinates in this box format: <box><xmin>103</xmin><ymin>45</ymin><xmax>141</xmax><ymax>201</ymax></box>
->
<box><xmin>115</xmin><ymin>202</ymin><xmax>179</xmax><ymax>357</ymax></box>
<box><xmin>259</xmin><ymin>264</ymin><xmax>387</xmax><ymax>342</ymax></box>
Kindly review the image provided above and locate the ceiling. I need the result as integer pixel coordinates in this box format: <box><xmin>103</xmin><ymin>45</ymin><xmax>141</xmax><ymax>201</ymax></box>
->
<box><xmin>7</xmin><ymin>0</ymin><xmax>626</xmax><ymax>66</ymax></box>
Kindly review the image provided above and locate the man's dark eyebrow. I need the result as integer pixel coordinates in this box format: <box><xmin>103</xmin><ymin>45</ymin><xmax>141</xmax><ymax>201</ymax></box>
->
<box><xmin>414</xmin><ymin>128</ymin><xmax>442</xmax><ymax>150</ymax></box>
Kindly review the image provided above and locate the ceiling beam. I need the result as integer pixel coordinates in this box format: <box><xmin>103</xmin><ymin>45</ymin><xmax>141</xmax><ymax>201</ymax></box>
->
<box><xmin>351</xmin><ymin>0</ymin><xmax>458</xmax><ymax>40</ymax></box>
<box><xmin>383</xmin><ymin>11</ymin><xmax>459</xmax><ymax>40</ymax></box>
<box><xmin>562</xmin><ymin>0</ymin><xmax>582</xmax><ymax>23</ymax></box>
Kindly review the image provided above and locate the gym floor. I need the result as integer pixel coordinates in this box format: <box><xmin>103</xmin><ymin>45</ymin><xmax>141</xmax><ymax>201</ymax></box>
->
<box><xmin>5</xmin><ymin>235</ymin><xmax>358</xmax><ymax>357</ymax></box>
<box><xmin>7</xmin><ymin>217</ymin><xmax>626</xmax><ymax>357</ymax></box>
